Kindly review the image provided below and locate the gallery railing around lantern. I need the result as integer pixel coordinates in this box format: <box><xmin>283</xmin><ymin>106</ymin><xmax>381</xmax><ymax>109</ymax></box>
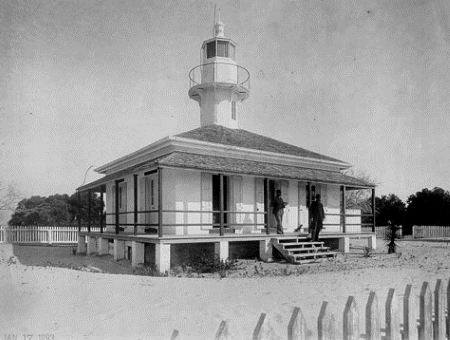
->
<box><xmin>188</xmin><ymin>62</ymin><xmax>250</xmax><ymax>93</ymax></box>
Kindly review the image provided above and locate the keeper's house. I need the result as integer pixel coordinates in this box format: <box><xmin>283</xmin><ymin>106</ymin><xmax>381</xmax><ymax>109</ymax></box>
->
<box><xmin>76</xmin><ymin>18</ymin><xmax>376</xmax><ymax>272</ymax></box>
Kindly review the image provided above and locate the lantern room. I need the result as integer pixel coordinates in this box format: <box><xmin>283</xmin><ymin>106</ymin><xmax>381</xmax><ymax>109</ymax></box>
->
<box><xmin>188</xmin><ymin>17</ymin><xmax>250</xmax><ymax>129</ymax></box>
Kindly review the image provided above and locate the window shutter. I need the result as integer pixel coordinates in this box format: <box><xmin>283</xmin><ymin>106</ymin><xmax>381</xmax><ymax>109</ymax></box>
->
<box><xmin>255</xmin><ymin>178</ymin><xmax>264</xmax><ymax>227</ymax></box>
<box><xmin>201</xmin><ymin>173</ymin><xmax>212</xmax><ymax>225</ymax></box>
<box><xmin>111</xmin><ymin>184</ymin><xmax>116</xmax><ymax>226</ymax></box>
<box><xmin>231</xmin><ymin>175</ymin><xmax>243</xmax><ymax>224</ymax></box>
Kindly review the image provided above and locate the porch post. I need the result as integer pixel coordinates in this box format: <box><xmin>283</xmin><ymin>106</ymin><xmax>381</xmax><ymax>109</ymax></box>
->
<box><xmin>77</xmin><ymin>234</ymin><xmax>86</xmax><ymax>254</ymax></box>
<box><xmin>100</xmin><ymin>189</ymin><xmax>104</xmax><ymax>233</ymax></box>
<box><xmin>87</xmin><ymin>190</ymin><xmax>91</xmax><ymax>233</ymax></box>
<box><xmin>158</xmin><ymin>167</ymin><xmax>163</xmax><ymax>238</ymax></box>
<box><xmin>131</xmin><ymin>241</ymin><xmax>145</xmax><ymax>268</ymax></box>
<box><xmin>77</xmin><ymin>191</ymin><xmax>81</xmax><ymax>232</ymax></box>
<box><xmin>307</xmin><ymin>182</ymin><xmax>312</xmax><ymax>208</ymax></box>
<box><xmin>214</xmin><ymin>241</ymin><xmax>229</xmax><ymax>261</ymax></box>
<box><xmin>114</xmin><ymin>239</ymin><xmax>125</xmax><ymax>260</ymax></box>
<box><xmin>134</xmin><ymin>174</ymin><xmax>138</xmax><ymax>235</ymax></box>
<box><xmin>98</xmin><ymin>237</ymin><xmax>108</xmax><ymax>255</ymax></box>
<box><xmin>307</xmin><ymin>182</ymin><xmax>312</xmax><ymax>234</ymax></box>
<box><xmin>219</xmin><ymin>173</ymin><xmax>224</xmax><ymax>236</ymax></box>
<box><xmin>155</xmin><ymin>243</ymin><xmax>170</xmax><ymax>273</ymax></box>
<box><xmin>115</xmin><ymin>180</ymin><xmax>120</xmax><ymax>235</ymax></box>
<box><xmin>371</xmin><ymin>188</ymin><xmax>376</xmax><ymax>233</ymax></box>
<box><xmin>264</xmin><ymin>178</ymin><xmax>270</xmax><ymax>235</ymax></box>
<box><xmin>342</xmin><ymin>186</ymin><xmax>346</xmax><ymax>233</ymax></box>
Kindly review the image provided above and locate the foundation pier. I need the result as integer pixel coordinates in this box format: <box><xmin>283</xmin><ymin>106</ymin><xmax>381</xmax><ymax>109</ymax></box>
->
<box><xmin>132</xmin><ymin>241</ymin><xmax>145</xmax><ymax>268</ymax></box>
<box><xmin>77</xmin><ymin>234</ymin><xmax>86</xmax><ymax>254</ymax></box>
<box><xmin>114</xmin><ymin>239</ymin><xmax>125</xmax><ymax>260</ymax></box>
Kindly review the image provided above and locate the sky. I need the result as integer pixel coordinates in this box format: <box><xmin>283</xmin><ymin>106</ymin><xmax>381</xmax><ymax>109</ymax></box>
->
<box><xmin>1</xmin><ymin>0</ymin><xmax>450</xmax><ymax>223</ymax></box>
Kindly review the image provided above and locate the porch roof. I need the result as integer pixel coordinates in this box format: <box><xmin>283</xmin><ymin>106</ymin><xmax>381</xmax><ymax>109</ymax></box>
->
<box><xmin>77</xmin><ymin>152</ymin><xmax>374</xmax><ymax>192</ymax></box>
<box><xmin>158</xmin><ymin>152</ymin><xmax>374</xmax><ymax>188</ymax></box>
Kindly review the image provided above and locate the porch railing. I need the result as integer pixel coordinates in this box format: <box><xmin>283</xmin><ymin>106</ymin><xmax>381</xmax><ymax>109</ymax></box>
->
<box><xmin>100</xmin><ymin>207</ymin><xmax>374</xmax><ymax>236</ymax></box>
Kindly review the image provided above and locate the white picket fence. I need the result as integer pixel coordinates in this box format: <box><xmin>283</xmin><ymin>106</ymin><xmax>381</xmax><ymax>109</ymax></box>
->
<box><xmin>413</xmin><ymin>225</ymin><xmax>450</xmax><ymax>239</ymax></box>
<box><xmin>0</xmin><ymin>226</ymin><xmax>101</xmax><ymax>245</ymax></box>
<box><xmin>361</xmin><ymin>226</ymin><xmax>403</xmax><ymax>239</ymax></box>
<box><xmin>175</xmin><ymin>279</ymin><xmax>447</xmax><ymax>339</ymax></box>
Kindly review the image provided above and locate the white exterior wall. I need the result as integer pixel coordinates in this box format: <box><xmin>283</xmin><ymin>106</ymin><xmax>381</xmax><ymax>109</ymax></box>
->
<box><xmin>283</xmin><ymin>179</ymin><xmax>299</xmax><ymax>232</ymax></box>
<box><xmin>123</xmin><ymin>174</ymin><xmax>134</xmax><ymax>233</ymax></box>
<box><xmin>324</xmin><ymin>184</ymin><xmax>341</xmax><ymax>233</ymax></box>
<box><xmin>102</xmin><ymin>168</ymin><xmax>362</xmax><ymax>236</ymax></box>
<box><xmin>162</xmin><ymin>168</ymin><xmax>203</xmax><ymax>236</ymax></box>
<box><xmin>345</xmin><ymin>209</ymin><xmax>362</xmax><ymax>233</ymax></box>
<box><xmin>105</xmin><ymin>171</ymin><xmax>158</xmax><ymax>234</ymax></box>
<box><xmin>230</xmin><ymin>175</ymin><xmax>259</xmax><ymax>233</ymax></box>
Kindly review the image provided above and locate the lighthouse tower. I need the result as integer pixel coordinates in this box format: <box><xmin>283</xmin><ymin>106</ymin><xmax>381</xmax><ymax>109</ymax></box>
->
<box><xmin>188</xmin><ymin>15</ymin><xmax>250</xmax><ymax>129</ymax></box>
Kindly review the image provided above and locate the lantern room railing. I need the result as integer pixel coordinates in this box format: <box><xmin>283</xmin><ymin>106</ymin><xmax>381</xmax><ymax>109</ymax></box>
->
<box><xmin>188</xmin><ymin>62</ymin><xmax>250</xmax><ymax>93</ymax></box>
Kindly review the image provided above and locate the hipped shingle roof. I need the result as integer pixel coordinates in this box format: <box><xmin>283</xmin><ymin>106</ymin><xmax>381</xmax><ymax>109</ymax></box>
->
<box><xmin>176</xmin><ymin>125</ymin><xmax>347</xmax><ymax>164</ymax></box>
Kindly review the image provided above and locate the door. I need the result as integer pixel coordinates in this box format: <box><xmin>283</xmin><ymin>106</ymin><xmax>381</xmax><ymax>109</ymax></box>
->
<box><xmin>212</xmin><ymin>174</ymin><xmax>229</xmax><ymax>228</ymax></box>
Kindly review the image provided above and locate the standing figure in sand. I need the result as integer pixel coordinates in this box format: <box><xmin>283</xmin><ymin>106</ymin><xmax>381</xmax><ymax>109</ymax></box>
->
<box><xmin>272</xmin><ymin>189</ymin><xmax>287</xmax><ymax>235</ymax></box>
<box><xmin>310</xmin><ymin>194</ymin><xmax>325</xmax><ymax>241</ymax></box>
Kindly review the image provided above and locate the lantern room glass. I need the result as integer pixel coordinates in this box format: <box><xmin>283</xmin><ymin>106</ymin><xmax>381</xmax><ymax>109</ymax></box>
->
<box><xmin>204</xmin><ymin>40</ymin><xmax>235</xmax><ymax>60</ymax></box>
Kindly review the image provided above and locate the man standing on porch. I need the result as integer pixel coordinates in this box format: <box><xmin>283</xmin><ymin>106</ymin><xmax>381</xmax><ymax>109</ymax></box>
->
<box><xmin>310</xmin><ymin>194</ymin><xmax>325</xmax><ymax>241</ymax></box>
<box><xmin>272</xmin><ymin>190</ymin><xmax>287</xmax><ymax>235</ymax></box>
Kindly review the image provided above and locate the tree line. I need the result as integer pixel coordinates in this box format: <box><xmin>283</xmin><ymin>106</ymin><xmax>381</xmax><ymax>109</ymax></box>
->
<box><xmin>373</xmin><ymin>187</ymin><xmax>450</xmax><ymax>234</ymax></box>
<box><xmin>6</xmin><ymin>192</ymin><xmax>103</xmax><ymax>226</ymax></box>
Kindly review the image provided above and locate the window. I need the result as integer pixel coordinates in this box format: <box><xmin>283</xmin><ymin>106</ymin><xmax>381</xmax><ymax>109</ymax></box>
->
<box><xmin>217</xmin><ymin>41</ymin><xmax>228</xmax><ymax>57</ymax></box>
<box><xmin>205</xmin><ymin>40</ymin><xmax>235</xmax><ymax>60</ymax></box>
<box><xmin>231</xmin><ymin>101</ymin><xmax>236</xmax><ymax>120</ymax></box>
<box><xmin>229</xmin><ymin>44</ymin><xmax>235</xmax><ymax>60</ymax></box>
<box><xmin>206</xmin><ymin>41</ymin><xmax>216</xmax><ymax>59</ymax></box>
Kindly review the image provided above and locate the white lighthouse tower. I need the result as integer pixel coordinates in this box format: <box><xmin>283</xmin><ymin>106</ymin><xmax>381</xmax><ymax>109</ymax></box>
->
<box><xmin>188</xmin><ymin>13</ymin><xmax>250</xmax><ymax>129</ymax></box>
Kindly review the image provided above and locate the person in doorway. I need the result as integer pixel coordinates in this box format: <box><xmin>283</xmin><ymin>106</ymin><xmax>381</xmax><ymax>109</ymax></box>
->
<box><xmin>272</xmin><ymin>190</ymin><xmax>287</xmax><ymax>234</ymax></box>
<box><xmin>310</xmin><ymin>194</ymin><xmax>325</xmax><ymax>241</ymax></box>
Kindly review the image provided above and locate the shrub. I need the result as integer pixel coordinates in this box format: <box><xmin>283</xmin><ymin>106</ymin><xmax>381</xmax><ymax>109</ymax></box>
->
<box><xmin>180</xmin><ymin>251</ymin><xmax>240</xmax><ymax>278</ymax></box>
<box><xmin>363</xmin><ymin>246</ymin><xmax>373</xmax><ymax>258</ymax></box>
<box><xmin>133</xmin><ymin>263</ymin><xmax>167</xmax><ymax>277</ymax></box>
<box><xmin>385</xmin><ymin>221</ymin><xmax>401</xmax><ymax>254</ymax></box>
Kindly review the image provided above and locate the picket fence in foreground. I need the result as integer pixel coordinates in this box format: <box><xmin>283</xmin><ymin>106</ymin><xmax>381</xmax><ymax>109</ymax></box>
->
<box><xmin>170</xmin><ymin>279</ymin><xmax>448</xmax><ymax>340</ymax></box>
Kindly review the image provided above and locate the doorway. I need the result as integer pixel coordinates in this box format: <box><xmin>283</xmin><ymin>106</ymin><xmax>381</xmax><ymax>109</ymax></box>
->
<box><xmin>264</xmin><ymin>179</ymin><xmax>277</xmax><ymax>232</ymax></box>
<box><xmin>212</xmin><ymin>174</ymin><xmax>229</xmax><ymax>228</ymax></box>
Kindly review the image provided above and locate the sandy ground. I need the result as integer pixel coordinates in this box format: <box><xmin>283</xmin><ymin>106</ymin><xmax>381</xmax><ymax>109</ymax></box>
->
<box><xmin>1</xmin><ymin>239</ymin><xmax>450</xmax><ymax>339</ymax></box>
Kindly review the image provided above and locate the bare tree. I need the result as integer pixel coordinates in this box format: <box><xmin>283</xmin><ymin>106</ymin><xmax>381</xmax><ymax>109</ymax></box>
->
<box><xmin>343</xmin><ymin>168</ymin><xmax>377</xmax><ymax>212</ymax></box>
<box><xmin>0</xmin><ymin>182</ymin><xmax>20</xmax><ymax>212</ymax></box>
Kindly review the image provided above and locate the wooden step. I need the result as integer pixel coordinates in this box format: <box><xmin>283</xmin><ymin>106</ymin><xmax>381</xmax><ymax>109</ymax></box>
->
<box><xmin>280</xmin><ymin>241</ymin><xmax>324</xmax><ymax>247</ymax></box>
<box><xmin>292</xmin><ymin>252</ymin><xmax>337</xmax><ymax>261</ymax></box>
<box><xmin>293</xmin><ymin>251</ymin><xmax>337</xmax><ymax>259</ymax></box>
<box><xmin>286</xmin><ymin>247</ymin><xmax>331</xmax><ymax>254</ymax></box>
<box><xmin>278</xmin><ymin>238</ymin><xmax>314</xmax><ymax>243</ymax></box>
<box><xmin>271</xmin><ymin>236</ymin><xmax>337</xmax><ymax>264</ymax></box>
<box><xmin>283</xmin><ymin>243</ymin><xmax>326</xmax><ymax>250</ymax></box>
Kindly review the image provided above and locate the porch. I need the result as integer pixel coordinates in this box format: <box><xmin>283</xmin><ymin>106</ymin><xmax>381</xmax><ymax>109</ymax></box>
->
<box><xmin>76</xmin><ymin>167</ymin><xmax>377</xmax><ymax>237</ymax></box>
<box><xmin>76</xmin><ymin>230</ymin><xmax>376</xmax><ymax>272</ymax></box>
